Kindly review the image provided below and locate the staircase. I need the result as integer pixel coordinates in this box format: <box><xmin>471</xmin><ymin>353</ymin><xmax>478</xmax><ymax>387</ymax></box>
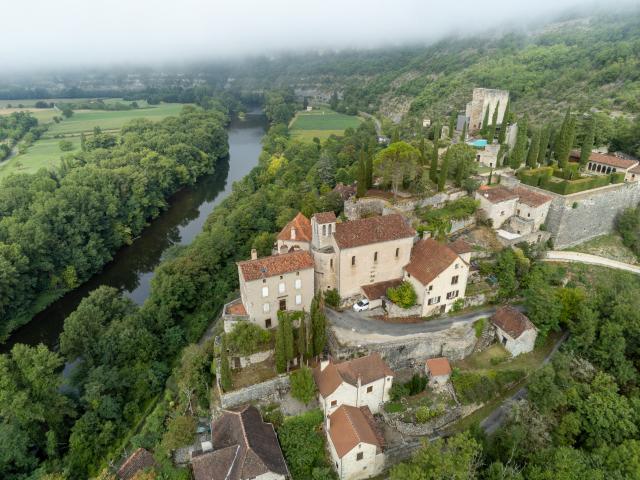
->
<box><xmin>474</xmin><ymin>322</ymin><xmax>496</xmax><ymax>353</ymax></box>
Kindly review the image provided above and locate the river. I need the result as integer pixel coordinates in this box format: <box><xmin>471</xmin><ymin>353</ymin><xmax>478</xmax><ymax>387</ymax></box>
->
<box><xmin>2</xmin><ymin>111</ymin><xmax>267</xmax><ymax>351</ymax></box>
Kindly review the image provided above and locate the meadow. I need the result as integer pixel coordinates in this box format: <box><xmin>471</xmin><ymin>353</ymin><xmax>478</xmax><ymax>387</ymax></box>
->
<box><xmin>289</xmin><ymin>107</ymin><xmax>362</xmax><ymax>141</ymax></box>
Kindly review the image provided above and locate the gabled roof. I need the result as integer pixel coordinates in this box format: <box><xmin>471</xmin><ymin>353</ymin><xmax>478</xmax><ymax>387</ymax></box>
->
<box><xmin>117</xmin><ymin>448</ymin><xmax>158</xmax><ymax>480</ymax></box>
<box><xmin>571</xmin><ymin>150</ymin><xmax>638</xmax><ymax>169</ymax></box>
<box><xmin>328</xmin><ymin>405</ymin><xmax>382</xmax><ymax>458</ymax></box>
<box><xmin>277</xmin><ymin>212</ymin><xmax>312</xmax><ymax>242</ymax></box>
<box><xmin>512</xmin><ymin>187</ymin><xmax>552</xmax><ymax>207</ymax></box>
<box><xmin>313</xmin><ymin>353</ymin><xmax>394</xmax><ymax>397</ymax></box>
<box><xmin>426</xmin><ymin>357</ymin><xmax>452</xmax><ymax>377</ymax></box>
<box><xmin>192</xmin><ymin>405</ymin><xmax>289</xmax><ymax>480</ymax></box>
<box><xmin>405</xmin><ymin>238</ymin><xmax>460</xmax><ymax>286</ymax></box>
<box><xmin>477</xmin><ymin>185</ymin><xmax>519</xmax><ymax>204</ymax></box>
<box><xmin>491</xmin><ymin>306</ymin><xmax>536</xmax><ymax>339</ymax></box>
<box><xmin>238</xmin><ymin>250</ymin><xmax>314</xmax><ymax>282</ymax></box>
<box><xmin>333</xmin><ymin>214</ymin><xmax>415</xmax><ymax>249</ymax></box>
<box><xmin>313</xmin><ymin>211</ymin><xmax>337</xmax><ymax>224</ymax></box>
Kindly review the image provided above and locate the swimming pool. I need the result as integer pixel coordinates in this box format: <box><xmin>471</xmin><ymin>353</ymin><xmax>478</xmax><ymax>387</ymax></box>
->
<box><xmin>468</xmin><ymin>139</ymin><xmax>488</xmax><ymax>148</ymax></box>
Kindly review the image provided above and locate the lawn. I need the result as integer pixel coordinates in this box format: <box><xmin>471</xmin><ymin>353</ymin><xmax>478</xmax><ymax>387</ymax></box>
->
<box><xmin>567</xmin><ymin>233</ymin><xmax>638</xmax><ymax>265</ymax></box>
<box><xmin>0</xmin><ymin>137</ymin><xmax>80</xmax><ymax>176</ymax></box>
<box><xmin>289</xmin><ymin>107</ymin><xmax>362</xmax><ymax>141</ymax></box>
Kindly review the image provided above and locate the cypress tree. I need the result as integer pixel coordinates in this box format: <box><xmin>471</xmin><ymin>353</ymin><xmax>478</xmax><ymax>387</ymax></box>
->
<box><xmin>554</xmin><ymin>109</ymin><xmax>572</xmax><ymax>168</ymax></box>
<box><xmin>418</xmin><ymin>137</ymin><xmax>426</xmax><ymax>165</ymax></box>
<box><xmin>219</xmin><ymin>337</ymin><xmax>232</xmax><ymax>391</ymax></box>
<box><xmin>460</xmin><ymin>120</ymin><xmax>468</xmax><ymax>142</ymax></box>
<box><xmin>526</xmin><ymin>127</ymin><xmax>541</xmax><ymax>168</ymax></box>
<box><xmin>429</xmin><ymin>141</ymin><xmax>439</xmax><ymax>183</ymax></box>
<box><xmin>366</xmin><ymin>150</ymin><xmax>373</xmax><ymax>188</ymax></box>
<box><xmin>432</xmin><ymin>122</ymin><xmax>441</xmax><ymax>142</ymax></box>
<box><xmin>480</xmin><ymin>106</ymin><xmax>490</xmax><ymax>137</ymax></box>
<box><xmin>438</xmin><ymin>150</ymin><xmax>449</xmax><ymax>192</ymax></box>
<box><xmin>498</xmin><ymin>99</ymin><xmax>510</xmax><ymax>144</ymax></box>
<box><xmin>510</xmin><ymin>115</ymin><xmax>528</xmax><ymax>170</ymax></box>
<box><xmin>537</xmin><ymin>124</ymin><xmax>551</xmax><ymax>166</ymax></box>
<box><xmin>487</xmin><ymin>101</ymin><xmax>499</xmax><ymax>143</ymax></box>
<box><xmin>580</xmin><ymin>116</ymin><xmax>595</xmax><ymax>167</ymax></box>
<box><xmin>282</xmin><ymin>314</ymin><xmax>294</xmax><ymax>367</ymax></box>
<box><xmin>310</xmin><ymin>295</ymin><xmax>327</xmax><ymax>357</ymax></box>
<box><xmin>448</xmin><ymin>113</ymin><xmax>456</xmax><ymax>139</ymax></box>
<box><xmin>356</xmin><ymin>150</ymin><xmax>367</xmax><ymax>197</ymax></box>
<box><xmin>297</xmin><ymin>313</ymin><xmax>308</xmax><ymax>362</ymax></box>
<box><xmin>275</xmin><ymin>320</ymin><xmax>287</xmax><ymax>373</ymax></box>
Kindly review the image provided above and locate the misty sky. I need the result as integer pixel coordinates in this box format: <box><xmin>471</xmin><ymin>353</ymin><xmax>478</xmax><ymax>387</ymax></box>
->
<box><xmin>1</xmin><ymin>0</ymin><xmax>635</xmax><ymax>70</ymax></box>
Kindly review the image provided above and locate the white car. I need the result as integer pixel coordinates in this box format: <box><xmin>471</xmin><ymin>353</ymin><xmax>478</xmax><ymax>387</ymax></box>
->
<box><xmin>353</xmin><ymin>299</ymin><xmax>370</xmax><ymax>312</ymax></box>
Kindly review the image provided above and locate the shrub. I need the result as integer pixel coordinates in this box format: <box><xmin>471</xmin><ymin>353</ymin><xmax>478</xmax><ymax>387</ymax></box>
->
<box><xmin>261</xmin><ymin>404</ymin><xmax>284</xmax><ymax>429</ymax></box>
<box><xmin>384</xmin><ymin>402</ymin><xmax>405</xmax><ymax>413</ymax></box>
<box><xmin>290</xmin><ymin>366</ymin><xmax>317</xmax><ymax>404</ymax></box>
<box><xmin>473</xmin><ymin>318</ymin><xmax>486</xmax><ymax>338</ymax></box>
<box><xmin>452</xmin><ymin>369</ymin><xmax>525</xmax><ymax>404</ymax></box>
<box><xmin>407</xmin><ymin>373</ymin><xmax>428</xmax><ymax>395</ymax></box>
<box><xmin>387</xmin><ymin>281</ymin><xmax>417</xmax><ymax>308</ymax></box>
<box><xmin>415</xmin><ymin>405</ymin><xmax>443</xmax><ymax>424</ymax></box>
<box><xmin>58</xmin><ymin>139</ymin><xmax>74</xmax><ymax>151</ymax></box>
<box><xmin>390</xmin><ymin>383</ymin><xmax>410</xmax><ymax>401</ymax></box>
<box><xmin>278</xmin><ymin>409</ymin><xmax>330</xmax><ymax>480</ymax></box>
<box><xmin>324</xmin><ymin>288</ymin><xmax>340</xmax><ymax>308</ymax></box>
<box><xmin>451</xmin><ymin>298</ymin><xmax>465</xmax><ymax>312</ymax></box>
<box><xmin>225</xmin><ymin>322</ymin><xmax>271</xmax><ymax>356</ymax></box>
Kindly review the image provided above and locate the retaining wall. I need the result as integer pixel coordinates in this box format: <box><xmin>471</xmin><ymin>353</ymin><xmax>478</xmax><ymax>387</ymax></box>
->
<box><xmin>219</xmin><ymin>375</ymin><xmax>290</xmax><ymax>409</ymax></box>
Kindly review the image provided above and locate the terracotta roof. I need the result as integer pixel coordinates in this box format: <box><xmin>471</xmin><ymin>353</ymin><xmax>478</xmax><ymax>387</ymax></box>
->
<box><xmin>361</xmin><ymin>278</ymin><xmax>403</xmax><ymax>301</ymax></box>
<box><xmin>227</xmin><ymin>302</ymin><xmax>247</xmax><ymax>316</ymax></box>
<box><xmin>313</xmin><ymin>353</ymin><xmax>394</xmax><ymax>397</ymax></box>
<box><xmin>513</xmin><ymin>187</ymin><xmax>552</xmax><ymax>207</ymax></box>
<box><xmin>192</xmin><ymin>405</ymin><xmax>288</xmax><ymax>480</ymax></box>
<box><xmin>333</xmin><ymin>214</ymin><xmax>415</xmax><ymax>249</ymax></box>
<box><xmin>277</xmin><ymin>212</ymin><xmax>312</xmax><ymax>242</ymax></box>
<box><xmin>117</xmin><ymin>448</ymin><xmax>158</xmax><ymax>480</ymax></box>
<box><xmin>449</xmin><ymin>238</ymin><xmax>473</xmax><ymax>255</ymax></box>
<box><xmin>405</xmin><ymin>239</ymin><xmax>459</xmax><ymax>286</ymax></box>
<box><xmin>313</xmin><ymin>211</ymin><xmax>337</xmax><ymax>224</ymax></box>
<box><xmin>328</xmin><ymin>405</ymin><xmax>382</xmax><ymax>458</ymax></box>
<box><xmin>477</xmin><ymin>185</ymin><xmax>519</xmax><ymax>204</ymax></box>
<box><xmin>491</xmin><ymin>306</ymin><xmax>536</xmax><ymax>339</ymax></box>
<box><xmin>571</xmin><ymin>150</ymin><xmax>638</xmax><ymax>169</ymax></box>
<box><xmin>426</xmin><ymin>357</ymin><xmax>452</xmax><ymax>377</ymax></box>
<box><xmin>238</xmin><ymin>250</ymin><xmax>314</xmax><ymax>282</ymax></box>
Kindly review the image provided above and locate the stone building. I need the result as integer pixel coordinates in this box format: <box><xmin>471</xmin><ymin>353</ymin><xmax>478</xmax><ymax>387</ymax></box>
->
<box><xmin>491</xmin><ymin>306</ymin><xmax>537</xmax><ymax>357</ymax></box>
<box><xmin>190</xmin><ymin>405</ymin><xmax>289</xmax><ymax>480</ymax></box>
<box><xmin>276</xmin><ymin>212</ymin><xmax>312</xmax><ymax>253</ymax></box>
<box><xmin>117</xmin><ymin>448</ymin><xmax>158</xmax><ymax>480</ymax></box>
<box><xmin>326</xmin><ymin>405</ymin><xmax>386</xmax><ymax>480</ymax></box>
<box><xmin>473</xmin><ymin>143</ymin><xmax>501</xmax><ymax>168</ymax></box>
<box><xmin>313</xmin><ymin>352</ymin><xmax>394</xmax><ymax>416</ymax></box>
<box><xmin>404</xmin><ymin>239</ymin><xmax>470</xmax><ymax>316</ymax></box>
<box><xmin>570</xmin><ymin>150</ymin><xmax>640</xmax><ymax>182</ymax></box>
<box><xmin>425</xmin><ymin>357</ymin><xmax>452</xmax><ymax>387</ymax></box>
<box><xmin>465</xmin><ymin>88</ymin><xmax>510</xmax><ymax>132</ymax></box>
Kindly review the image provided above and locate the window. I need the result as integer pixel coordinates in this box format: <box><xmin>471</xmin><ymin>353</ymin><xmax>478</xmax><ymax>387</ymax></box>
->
<box><xmin>352</xmin><ymin>256</ymin><xmax>356</xmax><ymax>266</ymax></box>
<box><xmin>527</xmin><ymin>213</ymin><xmax>531</xmax><ymax>217</ymax></box>
<box><xmin>331</xmin><ymin>400</ymin><xmax>337</xmax><ymax>407</ymax></box>
<box><xmin>374</xmin><ymin>251</ymin><xmax>378</xmax><ymax>262</ymax></box>
<box><xmin>428</xmin><ymin>296</ymin><xmax>441</xmax><ymax>305</ymax></box>
<box><xmin>446</xmin><ymin>290</ymin><xmax>459</xmax><ymax>300</ymax></box>
<box><xmin>278</xmin><ymin>282</ymin><xmax>285</xmax><ymax>294</ymax></box>
<box><xmin>295</xmin><ymin>278</ymin><xmax>302</xmax><ymax>289</ymax></box>
<box><xmin>517</xmin><ymin>209</ymin><xmax>520</xmax><ymax>215</ymax></box>
<box><xmin>395</xmin><ymin>247</ymin><xmax>399</xmax><ymax>258</ymax></box>
<box><xmin>330</xmin><ymin>259</ymin><xmax>333</xmax><ymax>269</ymax></box>
<box><xmin>265</xmin><ymin>318</ymin><xmax>272</xmax><ymax>328</ymax></box>
<box><xmin>500</xmin><ymin>211</ymin><xmax>505</xmax><ymax>216</ymax></box>
<box><xmin>428</xmin><ymin>285</ymin><xmax>433</xmax><ymax>292</ymax></box>
<box><xmin>262</xmin><ymin>279</ymin><xmax>266</xmax><ymax>283</ymax></box>
<box><xmin>451</xmin><ymin>275</ymin><xmax>459</xmax><ymax>285</ymax></box>
<box><xmin>328</xmin><ymin>224</ymin><xmax>332</xmax><ymax>235</ymax></box>
<box><xmin>356</xmin><ymin>452</ymin><xmax>364</xmax><ymax>461</ymax></box>
<box><xmin>366</xmin><ymin>386</ymin><xmax>373</xmax><ymax>393</ymax></box>
<box><xmin>263</xmin><ymin>303</ymin><xmax>270</xmax><ymax>313</ymax></box>
<box><xmin>279</xmin><ymin>299</ymin><xmax>287</xmax><ymax>311</ymax></box>
<box><xmin>322</xmin><ymin>224</ymin><xmax>326</xmax><ymax>235</ymax></box>
<box><xmin>295</xmin><ymin>294</ymin><xmax>302</xmax><ymax>305</ymax></box>
<box><xmin>279</xmin><ymin>275</ymin><xmax>283</xmax><ymax>279</ymax></box>
<box><xmin>262</xmin><ymin>286</ymin><xmax>269</xmax><ymax>297</ymax></box>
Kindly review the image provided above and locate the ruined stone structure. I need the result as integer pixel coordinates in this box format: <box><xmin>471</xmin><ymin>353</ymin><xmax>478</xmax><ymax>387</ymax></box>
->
<box><xmin>465</xmin><ymin>88</ymin><xmax>510</xmax><ymax>132</ymax></box>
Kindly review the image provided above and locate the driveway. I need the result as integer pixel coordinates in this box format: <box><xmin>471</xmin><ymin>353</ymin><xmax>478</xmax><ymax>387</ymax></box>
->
<box><xmin>544</xmin><ymin>251</ymin><xmax>640</xmax><ymax>275</ymax></box>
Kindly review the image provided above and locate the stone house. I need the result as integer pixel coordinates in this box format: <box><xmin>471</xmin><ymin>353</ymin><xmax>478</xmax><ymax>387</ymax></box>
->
<box><xmin>276</xmin><ymin>212</ymin><xmax>312</xmax><ymax>253</ymax></box>
<box><xmin>476</xmin><ymin>185</ymin><xmax>519</xmax><ymax>228</ymax></box>
<box><xmin>191</xmin><ymin>405</ymin><xmax>289</xmax><ymax>480</ymax></box>
<box><xmin>313</xmin><ymin>352</ymin><xmax>395</xmax><ymax>416</ymax></box>
<box><xmin>326</xmin><ymin>405</ymin><xmax>385</xmax><ymax>480</ymax></box>
<box><xmin>465</xmin><ymin>88</ymin><xmax>510</xmax><ymax>132</ymax></box>
<box><xmin>473</xmin><ymin>143</ymin><xmax>501</xmax><ymax>168</ymax></box>
<box><xmin>571</xmin><ymin>150</ymin><xmax>640</xmax><ymax>182</ymax></box>
<box><xmin>404</xmin><ymin>239</ymin><xmax>470</xmax><ymax>317</ymax></box>
<box><xmin>425</xmin><ymin>357</ymin><xmax>452</xmax><ymax>387</ymax></box>
<box><xmin>117</xmin><ymin>448</ymin><xmax>158</xmax><ymax>480</ymax></box>
<box><xmin>226</xmin><ymin>249</ymin><xmax>315</xmax><ymax>331</ymax></box>
<box><xmin>491</xmin><ymin>306</ymin><xmax>537</xmax><ymax>357</ymax></box>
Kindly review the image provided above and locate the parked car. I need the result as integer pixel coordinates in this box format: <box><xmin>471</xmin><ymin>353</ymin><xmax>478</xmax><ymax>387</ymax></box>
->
<box><xmin>353</xmin><ymin>299</ymin><xmax>370</xmax><ymax>312</ymax></box>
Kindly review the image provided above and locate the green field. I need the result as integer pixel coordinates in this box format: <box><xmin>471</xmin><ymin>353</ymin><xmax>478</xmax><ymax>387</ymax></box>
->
<box><xmin>290</xmin><ymin>107</ymin><xmax>362</xmax><ymax>141</ymax></box>
<box><xmin>0</xmin><ymin>103</ymin><xmax>185</xmax><ymax>179</ymax></box>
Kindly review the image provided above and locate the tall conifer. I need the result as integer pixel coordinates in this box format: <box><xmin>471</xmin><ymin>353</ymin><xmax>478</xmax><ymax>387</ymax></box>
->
<box><xmin>580</xmin><ymin>116</ymin><xmax>595</xmax><ymax>167</ymax></box>
<box><xmin>487</xmin><ymin>101</ymin><xmax>499</xmax><ymax>142</ymax></box>
<box><xmin>527</xmin><ymin>128</ymin><xmax>541</xmax><ymax>168</ymax></box>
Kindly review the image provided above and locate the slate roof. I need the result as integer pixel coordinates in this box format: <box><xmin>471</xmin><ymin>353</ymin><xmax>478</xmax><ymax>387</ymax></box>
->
<box><xmin>361</xmin><ymin>278</ymin><xmax>404</xmax><ymax>301</ymax></box>
<box><xmin>571</xmin><ymin>150</ymin><xmax>638</xmax><ymax>169</ymax></box>
<box><xmin>313</xmin><ymin>211</ymin><xmax>337</xmax><ymax>224</ymax></box>
<box><xmin>491</xmin><ymin>306</ymin><xmax>536</xmax><ymax>339</ymax></box>
<box><xmin>238</xmin><ymin>250</ymin><xmax>314</xmax><ymax>282</ymax></box>
<box><xmin>328</xmin><ymin>405</ymin><xmax>382</xmax><ymax>458</ymax></box>
<box><xmin>313</xmin><ymin>353</ymin><xmax>394</xmax><ymax>398</ymax></box>
<box><xmin>512</xmin><ymin>187</ymin><xmax>552</xmax><ymax>207</ymax></box>
<box><xmin>477</xmin><ymin>185</ymin><xmax>519</xmax><ymax>204</ymax></box>
<box><xmin>426</xmin><ymin>357</ymin><xmax>452</xmax><ymax>377</ymax></box>
<box><xmin>333</xmin><ymin>214</ymin><xmax>415</xmax><ymax>249</ymax></box>
<box><xmin>277</xmin><ymin>212</ymin><xmax>312</xmax><ymax>242</ymax></box>
<box><xmin>191</xmin><ymin>405</ymin><xmax>288</xmax><ymax>480</ymax></box>
<box><xmin>117</xmin><ymin>448</ymin><xmax>158</xmax><ymax>480</ymax></box>
<box><xmin>405</xmin><ymin>238</ymin><xmax>459</xmax><ymax>286</ymax></box>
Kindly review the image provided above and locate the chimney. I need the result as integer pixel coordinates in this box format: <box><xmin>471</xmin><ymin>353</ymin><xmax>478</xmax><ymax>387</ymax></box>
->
<box><xmin>251</xmin><ymin>248</ymin><xmax>258</xmax><ymax>260</ymax></box>
<box><xmin>320</xmin><ymin>358</ymin><xmax>330</xmax><ymax>371</ymax></box>
<box><xmin>291</xmin><ymin>226</ymin><xmax>296</xmax><ymax>240</ymax></box>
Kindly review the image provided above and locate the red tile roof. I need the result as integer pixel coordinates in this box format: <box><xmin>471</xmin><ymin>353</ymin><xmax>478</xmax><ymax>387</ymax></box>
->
<box><xmin>361</xmin><ymin>278</ymin><xmax>403</xmax><ymax>301</ymax></box>
<box><xmin>333</xmin><ymin>214</ymin><xmax>415</xmax><ymax>249</ymax></box>
<box><xmin>426</xmin><ymin>357</ymin><xmax>452</xmax><ymax>377</ymax></box>
<box><xmin>477</xmin><ymin>185</ymin><xmax>519</xmax><ymax>204</ymax></box>
<box><xmin>571</xmin><ymin>150</ymin><xmax>638</xmax><ymax>169</ymax></box>
<box><xmin>491</xmin><ymin>306</ymin><xmax>536</xmax><ymax>339</ymax></box>
<box><xmin>227</xmin><ymin>302</ymin><xmax>247</xmax><ymax>316</ymax></box>
<box><xmin>277</xmin><ymin>212</ymin><xmax>312</xmax><ymax>242</ymax></box>
<box><xmin>313</xmin><ymin>211</ymin><xmax>337</xmax><ymax>224</ymax></box>
<box><xmin>313</xmin><ymin>353</ymin><xmax>394</xmax><ymax>397</ymax></box>
<box><xmin>405</xmin><ymin>238</ymin><xmax>459</xmax><ymax>286</ymax></box>
<box><xmin>513</xmin><ymin>187</ymin><xmax>552</xmax><ymax>207</ymax></box>
<box><xmin>238</xmin><ymin>250</ymin><xmax>314</xmax><ymax>282</ymax></box>
<box><xmin>117</xmin><ymin>448</ymin><xmax>158</xmax><ymax>480</ymax></box>
<box><xmin>449</xmin><ymin>238</ymin><xmax>473</xmax><ymax>255</ymax></box>
<box><xmin>328</xmin><ymin>405</ymin><xmax>382</xmax><ymax>458</ymax></box>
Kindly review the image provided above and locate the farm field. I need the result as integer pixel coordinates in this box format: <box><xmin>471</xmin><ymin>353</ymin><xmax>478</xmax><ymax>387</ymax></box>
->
<box><xmin>289</xmin><ymin>107</ymin><xmax>362</xmax><ymax>141</ymax></box>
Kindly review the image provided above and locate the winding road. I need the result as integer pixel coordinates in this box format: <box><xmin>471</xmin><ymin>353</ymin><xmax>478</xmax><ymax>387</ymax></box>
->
<box><xmin>543</xmin><ymin>250</ymin><xmax>640</xmax><ymax>275</ymax></box>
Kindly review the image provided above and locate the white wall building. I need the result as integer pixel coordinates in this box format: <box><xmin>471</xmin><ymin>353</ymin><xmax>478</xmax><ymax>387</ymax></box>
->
<box><xmin>425</xmin><ymin>357</ymin><xmax>452</xmax><ymax>387</ymax></box>
<box><xmin>491</xmin><ymin>306</ymin><xmax>538</xmax><ymax>357</ymax></box>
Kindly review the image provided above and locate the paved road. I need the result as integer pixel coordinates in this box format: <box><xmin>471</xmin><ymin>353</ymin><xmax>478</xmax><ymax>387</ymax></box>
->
<box><xmin>544</xmin><ymin>251</ymin><xmax>640</xmax><ymax>275</ymax></box>
<box><xmin>480</xmin><ymin>331</ymin><xmax>569</xmax><ymax>434</ymax></box>
<box><xmin>326</xmin><ymin>305</ymin><xmax>512</xmax><ymax>337</ymax></box>
<box><xmin>359</xmin><ymin>111</ymin><xmax>382</xmax><ymax>135</ymax></box>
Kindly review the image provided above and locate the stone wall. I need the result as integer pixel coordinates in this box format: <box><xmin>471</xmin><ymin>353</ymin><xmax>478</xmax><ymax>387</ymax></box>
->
<box><xmin>219</xmin><ymin>375</ymin><xmax>290</xmax><ymax>409</ymax></box>
<box><xmin>381</xmin><ymin>406</ymin><xmax>464</xmax><ymax>437</ymax></box>
<box><xmin>384</xmin><ymin>297</ymin><xmax>423</xmax><ymax>318</ymax></box>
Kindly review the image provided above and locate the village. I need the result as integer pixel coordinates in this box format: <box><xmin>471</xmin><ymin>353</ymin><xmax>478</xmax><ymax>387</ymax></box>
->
<box><xmin>116</xmin><ymin>88</ymin><xmax>640</xmax><ymax>480</ymax></box>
